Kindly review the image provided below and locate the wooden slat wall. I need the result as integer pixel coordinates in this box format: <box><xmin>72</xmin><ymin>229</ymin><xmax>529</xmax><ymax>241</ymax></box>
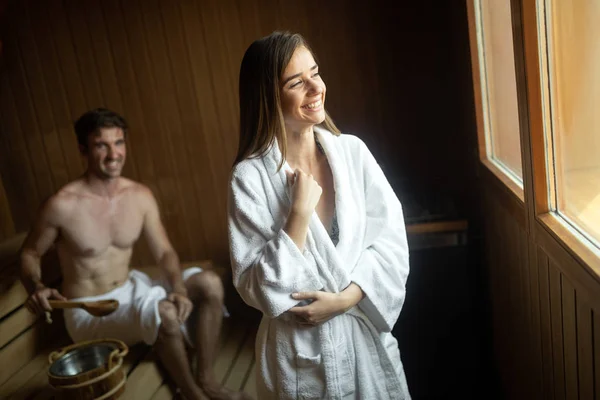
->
<box><xmin>0</xmin><ymin>176</ymin><xmax>15</xmax><ymax>241</ymax></box>
<box><xmin>482</xmin><ymin>180</ymin><xmax>530</xmax><ymax>399</ymax></box>
<box><xmin>0</xmin><ymin>0</ymin><xmax>465</xmax><ymax>265</ymax></box>
<box><xmin>483</xmin><ymin>174</ymin><xmax>600</xmax><ymax>399</ymax></box>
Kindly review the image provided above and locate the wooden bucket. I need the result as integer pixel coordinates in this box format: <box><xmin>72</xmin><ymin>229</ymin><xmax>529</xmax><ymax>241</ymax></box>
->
<box><xmin>47</xmin><ymin>339</ymin><xmax>128</xmax><ymax>400</ymax></box>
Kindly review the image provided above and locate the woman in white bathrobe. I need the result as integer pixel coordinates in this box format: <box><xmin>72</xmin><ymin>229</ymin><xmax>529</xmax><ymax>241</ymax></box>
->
<box><xmin>228</xmin><ymin>31</ymin><xmax>411</xmax><ymax>400</ymax></box>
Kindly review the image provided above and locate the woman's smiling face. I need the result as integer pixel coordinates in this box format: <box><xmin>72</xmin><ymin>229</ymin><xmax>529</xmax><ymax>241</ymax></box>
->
<box><xmin>280</xmin><ymin>46</ymin><xmax>326</xmax><ymax>133</ymax></box>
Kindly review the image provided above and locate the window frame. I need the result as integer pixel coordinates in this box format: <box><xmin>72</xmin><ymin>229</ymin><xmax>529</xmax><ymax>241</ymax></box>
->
<box><xmin>468</xmin><ymin>0</ymin><xmax>600</xmax><ymax>276</ymax></box>
<box><xmin>467</xmin><ymin>0</ymin><xmax>525</xmax><ymax>202</ymax></box>
<box><xmin>520</xmin><ymin>0</ymin><xmax>600</xmax><ymax>273</ymax></box>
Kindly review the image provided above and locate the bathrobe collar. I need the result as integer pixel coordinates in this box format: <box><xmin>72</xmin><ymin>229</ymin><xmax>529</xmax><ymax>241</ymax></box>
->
<box><xmin>260</xmin><ymin>126</ymin><xmax>358</xmax><ymax>274</ymax></box>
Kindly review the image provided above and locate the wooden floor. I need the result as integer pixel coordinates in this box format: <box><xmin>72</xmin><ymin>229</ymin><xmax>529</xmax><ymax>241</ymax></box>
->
<box><xmin>0</xmin><ymin>317</ymin><xmax>258</xmax><ymax>399</ymax></box>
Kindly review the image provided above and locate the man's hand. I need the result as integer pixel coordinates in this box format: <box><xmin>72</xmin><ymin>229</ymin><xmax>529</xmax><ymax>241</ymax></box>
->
<box><xmin>167</xmin><ymin>292</ymin><xmax>193</xmax><ymax>323</ymax></box>
<box><xmin>25</xmin><ymin>286</ymin><xmax>67</xmax><ymax>315</ymax></box>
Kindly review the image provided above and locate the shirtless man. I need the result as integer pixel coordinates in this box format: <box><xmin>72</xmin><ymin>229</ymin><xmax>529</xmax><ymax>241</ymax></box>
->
<box><xmin>20</xmin><ymin>108</ymin><xmax>250</xmax><ymax>400</ymax></box>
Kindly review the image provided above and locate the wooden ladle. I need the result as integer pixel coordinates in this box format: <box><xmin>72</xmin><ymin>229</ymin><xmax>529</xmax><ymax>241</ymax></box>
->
<box><xmin>48</xmin><ymin>299</ymin><xmax>119</xmax><ymax>317</ymax></box>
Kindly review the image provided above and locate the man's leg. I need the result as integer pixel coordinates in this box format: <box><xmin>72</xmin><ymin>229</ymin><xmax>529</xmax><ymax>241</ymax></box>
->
<box><xmin>155</xmin><ymin>300</ymin><xmax>207</xmax><ymax>400</ymax></box>
<box><xmin>185</xmin><ymin>270</ymin><xmax>251</xmax><ymax>400</ymax></box>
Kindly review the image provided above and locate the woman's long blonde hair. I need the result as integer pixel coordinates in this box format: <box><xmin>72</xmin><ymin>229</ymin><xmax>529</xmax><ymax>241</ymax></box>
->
<box><xmin>234</xmin><ymin>31</ymin><xmax>340</xmax><ymax>168</ymax></box>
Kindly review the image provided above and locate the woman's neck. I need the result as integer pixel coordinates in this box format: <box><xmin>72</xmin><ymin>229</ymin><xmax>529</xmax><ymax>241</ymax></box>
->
<box><xmin>285</xmin><ymin>125</ymin><xmax>320</xmax><ymax>172</ymax></box>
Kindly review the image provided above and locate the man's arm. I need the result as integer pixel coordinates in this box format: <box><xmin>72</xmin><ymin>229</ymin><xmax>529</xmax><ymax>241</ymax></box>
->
<box><xmin>20</xmin><ymin>197</ymin><xmax>67</xmax><ymax>314</ymax></box>
<box><xmin>141</xmin><ymin>187</ymin><xmax>191</xmax><ymax>322</ymax></box>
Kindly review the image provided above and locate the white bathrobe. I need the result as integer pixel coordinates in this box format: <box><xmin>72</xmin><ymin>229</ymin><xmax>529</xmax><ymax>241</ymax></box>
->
<box><xmin>228</xmin><ymin>127</ymin><xmax>411</xmax><ymax>400</ymax></box>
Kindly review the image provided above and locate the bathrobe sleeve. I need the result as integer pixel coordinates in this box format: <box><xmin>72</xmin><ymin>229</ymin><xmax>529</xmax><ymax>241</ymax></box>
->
<box><xmin>350</xmin><ymin>140</ymin><xmax>410</xmax><ymax>332</ymax></box>
<box><xmin>228</xmin><ymin>167</ymin><xmax>323</xmax><ymax>318</ymax></box>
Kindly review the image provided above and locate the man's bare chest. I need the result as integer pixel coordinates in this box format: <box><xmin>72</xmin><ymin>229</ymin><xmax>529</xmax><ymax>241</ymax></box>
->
<box><xmin>59</xmin><ymin>199</ymin><xmax>144</xmax><ymax>256</ymax></box>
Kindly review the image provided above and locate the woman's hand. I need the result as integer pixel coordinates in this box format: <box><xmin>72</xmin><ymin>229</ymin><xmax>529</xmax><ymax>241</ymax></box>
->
<box><xmin>286</xmin><ymin>168</ymin><xmax>322</xmax><ymax>219</ymax></box>
<box><xmin>283</xmin><ymin>168</ymin><xmax>322</xmax><ymax>251</ymax></box>
<box><xmin>288</xmin><ymin>283</ymin><xmax>364</xmax><ymax>326</ymax></box>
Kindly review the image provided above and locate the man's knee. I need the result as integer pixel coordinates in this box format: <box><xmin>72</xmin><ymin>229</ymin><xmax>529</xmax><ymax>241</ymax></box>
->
<box><xmin>158</xmin><ymin>300</ymin><xmax>180</xmax><ymax>336</ymax></box>
<box><xmin>186</xmin><ymin>270</ymin><xmax>224</xmax><ymax>303</ymax></box>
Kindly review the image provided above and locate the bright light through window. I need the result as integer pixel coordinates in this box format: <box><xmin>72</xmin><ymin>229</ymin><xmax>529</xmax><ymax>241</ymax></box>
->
<box><xmin>474</xmin><ymin>0</ymin><xmax>523</xmax><ymax>184</ymax></box>
<box><xmin>540</xmin><ymin>0</ymin><xmax>600</xmax><ymax>247</ymax></box>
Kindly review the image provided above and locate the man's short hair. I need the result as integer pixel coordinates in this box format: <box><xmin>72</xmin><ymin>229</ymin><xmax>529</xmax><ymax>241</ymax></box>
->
<box><xmin>74</xmin><ymin>108</ymin><xmax>128</xmax><ymax>149</ymax></box>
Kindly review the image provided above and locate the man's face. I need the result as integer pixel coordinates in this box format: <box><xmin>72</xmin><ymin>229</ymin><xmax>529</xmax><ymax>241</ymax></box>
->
<box><xmin>85</xmin><ymin>127</ymin><xmax>127</xmax><ymax>179</ymax></box>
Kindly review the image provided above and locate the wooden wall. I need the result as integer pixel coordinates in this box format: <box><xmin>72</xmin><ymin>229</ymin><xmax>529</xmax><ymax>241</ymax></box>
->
<box><xmin>479</xmin><ymin>167</ymin><xmax>600</xmax><ymax>399</ymax></box>
<box><xmin>481</xmin><ymin>176</ymin><xmax>533</xmax><ymax>399</ymax></box>
<box><xmin>0</xmin><ymin>0</ymin><xmax>473</xmax><ymax>264</ymax></box>
<box><xmin>0</xmin><ymin>177</ymin><xmax>15</xmax><ymax>240</ymax></box>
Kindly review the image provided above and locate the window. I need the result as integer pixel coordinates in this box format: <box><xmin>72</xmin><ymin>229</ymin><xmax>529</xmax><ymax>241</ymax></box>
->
<box><xmin>539</xmin><ymin>0</ymin><xmax>600</xmax><ymax>247</ymax></box>
<box><xmin>473</xmin><ymin>0</ymin><xmax>523</xmax><ymax>185</ymax></box>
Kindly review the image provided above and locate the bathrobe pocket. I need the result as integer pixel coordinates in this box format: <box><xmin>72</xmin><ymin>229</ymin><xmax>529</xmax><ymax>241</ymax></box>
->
<box><xmin>295</xmin><ymin>353</ymin><xmax>326</xmax><ymax>399</ymax></box>
<box><xmin>336</xmin><ymin>340</ymin><xmax>356</xmax><ymax>396</ymax></box>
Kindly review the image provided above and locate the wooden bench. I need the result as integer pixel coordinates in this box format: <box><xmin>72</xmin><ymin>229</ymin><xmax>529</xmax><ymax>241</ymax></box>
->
<box><xmin>0</xmin><ymin>234</ymin><xmax>258</xmax><ymax>399</ymax></box>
